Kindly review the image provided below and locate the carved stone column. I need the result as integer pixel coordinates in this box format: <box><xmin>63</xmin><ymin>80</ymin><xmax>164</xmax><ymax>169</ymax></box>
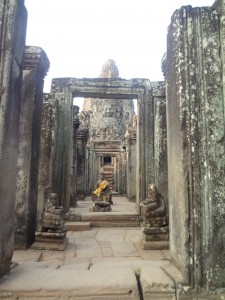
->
<box><xmin>0</xmin><ymin>0</ymin><xmax>27</xmax><ymax>276</ymax></box>
<box><xmin>15</xmin><ymin>46</ymin><xmax>50</xmax><ymax>249</ymax></box>
<box><xmin>125</xmin><ymin>119</ymin><xmax>137</xmax><ymax>201</ymax></box>
<box><xmin>165</xmin><ymin>4</ymin><xmax>225</xmax><ymax>290</ymax></box>
<box><xmin>151</xmin><ymin>81</ymin><xmax>168</xmax><ymax>220</ymax></box>
<box><xmin>37</xmin><ymin>94</ymin><xmax>56</xmax><ymax>230</ymax></box>
<box><xmin>71</xmin><ymin>105</ymin><xmax>80</xmax><ymax>206</ymax></box>
<box><xmin>76</xmin><ymin>127</ymin><xmax>88</xmax><ymax>199</ymax></box>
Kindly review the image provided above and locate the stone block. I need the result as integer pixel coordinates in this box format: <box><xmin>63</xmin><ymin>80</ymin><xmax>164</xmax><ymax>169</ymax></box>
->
<box><xmin>140</xmin><ymin>265</ymin><xmax>175</xmax><ymax>300</ymax></box>
<box><xmin>143</xmin><ymin>232</ymin><xmax>169</xmax><ymax>241</ymax></box>
<box><xmin>65</xmin><ymin>221</ymin><xmax>90</xmax><ymax>231</ymax></box>
<box><xmin>31</xmin><ymin>237</ymin><xmax>68</xmax><ymax>251</ymax></box>
<box><xmin>142</xmin><ymin>240</ymin><xmax>169</xmax><ymax>250</ymax></box>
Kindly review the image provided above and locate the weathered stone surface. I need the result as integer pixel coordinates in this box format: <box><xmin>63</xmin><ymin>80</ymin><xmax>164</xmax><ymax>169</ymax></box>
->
<box><xmin>166</xmin><ymin>2</ymin><xmax>225</xmax><ymax>290</ymax></box>
<box><xmin>153</xmin><ymin>86</ymin><xmax>168</xmax><ymax>217</ymax></box>
<box><xmin>0</xmin><ymin>268</ymin><xmax>139</xmax><ymax>300</ymax></box>
<box><xmin>0</xmin><ymin>0</ymin><xmax>27</xmax><ymax>277</ymax></box>
<box><xmin>140</xmin><ymin>265</ymin><xmax>175</xmax><ymax>300</ymax></box>
<box><xmin>15</xmin><ymin>47</ymin><xmax>50</xmax><ymax>248</ymax></box>
<box><xmin>37</xmin><ymin>95</ymin><xmax>56</xmax><ymax>228</ymax></box>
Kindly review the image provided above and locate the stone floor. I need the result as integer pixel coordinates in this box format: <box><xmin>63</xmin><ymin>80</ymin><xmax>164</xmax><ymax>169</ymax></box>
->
<box><xmin>0</xmin><ymin>197</ymin><xmax>176</xmax><ymax>300</ymax></box>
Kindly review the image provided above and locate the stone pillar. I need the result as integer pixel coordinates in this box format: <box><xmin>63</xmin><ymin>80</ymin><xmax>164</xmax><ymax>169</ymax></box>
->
<box><xmin>37</xmin><ymin>94</ymin><xmax>56</xmax><ymax>230</ymax></box>
<box><xmin>126</xmin><ymin>124</ymin><xmax>137</xmax><ymax>201</ymax></box>
<box><xmin>76</xmin><ymin>127</ymin><xmax>88</xmax><ymax>199</ymax></box>
<box><xmin>52</xmin><ymin>88</ymin><xmax>74</xmax><ymax>212</ymax></box>
<box><xmin>136</xmin><ymin>81</ymin><xmax>152</xmax><ymax>211</ymax></box>
<box><xmin>15</xmin><ymin>47</ymin><xmax>50</xmax><ymax>249</ymax></box>
<box><xmin>151</xmin><ymin>81</ymin><xmax>168</xmax><ymax>219</ymax></box>
<box><xmin>166</xmin><ymin>4</ymin><xmax>225</xmax><ymax>290</ymax></box>
<box><xmin>70</xmin><ymin>105</ymin><xmax>80</xmax><ymax>207</ymax></box>
<box><xmin>0</xmin><ymin>0</ymin><xmax>27</xmax><ymax>276</ymax></box>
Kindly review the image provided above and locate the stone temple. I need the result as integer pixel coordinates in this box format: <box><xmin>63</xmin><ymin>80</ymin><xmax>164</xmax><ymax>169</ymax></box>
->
<box><xmin>0</xmin><ymin>0</ymin><xmax>225</xmax><ymax>299</ymax></box>
<box><xmin>79</xmin><ymin>59</ymin><xmax>136</xmax><ymax>198</ymax></box>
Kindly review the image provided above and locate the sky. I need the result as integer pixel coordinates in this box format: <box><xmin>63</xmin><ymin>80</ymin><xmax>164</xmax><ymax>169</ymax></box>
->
<box><xmin>24</xmin><ymin>0</ymin><xmax>214</xmax><ymax>94</ymax></box>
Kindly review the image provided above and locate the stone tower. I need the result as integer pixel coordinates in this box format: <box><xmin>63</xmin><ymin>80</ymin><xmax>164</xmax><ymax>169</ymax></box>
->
<box><xmin>83</xmin><ymin>59</ymin><xmax>135</xmax><ymax>142</ymax></box>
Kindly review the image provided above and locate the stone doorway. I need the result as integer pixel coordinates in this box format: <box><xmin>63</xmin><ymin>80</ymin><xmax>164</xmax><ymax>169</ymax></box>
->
<box><xmin>37</xmin><ymin>78</ymin><xmax>167</xmax><ymax>241</ymax></box>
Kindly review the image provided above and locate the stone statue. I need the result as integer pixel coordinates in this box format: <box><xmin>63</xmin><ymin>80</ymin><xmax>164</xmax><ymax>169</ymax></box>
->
<box><xmin>32</xmin><ymin>193</ymin><xmax>68</xmax><ymax>250</ymax></box>
<box><xmin>91</xmin><ymin>171</ymin><xmax>113</xmax><ymax>212</ymax></box>
<box><xmin>42</xmin><ymin>193</ymin><xmax>65</xmax><ymax>232</ymax></box>
<box><xmin>93</xmin><ymin>172</ymin><xmax>113</xmax><ymax>204</ymax></box>
<box><xmin>140</xmin><ymin>183</ymin><xmax>166</xmax><ymax>227</ymax></box>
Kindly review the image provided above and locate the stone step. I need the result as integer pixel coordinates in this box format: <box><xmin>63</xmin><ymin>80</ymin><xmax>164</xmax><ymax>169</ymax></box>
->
<box><xmin>68</xmin><ymin>212</ymin><xmax>139</xmax><ymax>228</ymax></box>
<box><xmin>0</xmin><ymin>263</ymin><xmax>175</xmax><ymax>300</ymax></box>
<box><xmin>65</xmin><ymin>221</ymin><xmax>91</xmax><ymax>231</ymax></box>
<box><xmin>80</xmin><ymin>213</ymin><xmax>140</xmax><ymax>227</ymax></box>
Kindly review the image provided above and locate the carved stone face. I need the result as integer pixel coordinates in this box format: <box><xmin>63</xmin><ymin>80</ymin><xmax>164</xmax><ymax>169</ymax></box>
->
<box><xmin>104</xmin><ymin>104</ymin><xmax>113</xmax><ymax>117</ymax></box>
<box><xmin>49</xmin><ymin>193</ymin><xmax>58</xmax><ymax>206</ymax></box>
<box><xmin>147</xmin><ymin>184</ymin><xmax>158</xmax><ymax>199</ymax></box>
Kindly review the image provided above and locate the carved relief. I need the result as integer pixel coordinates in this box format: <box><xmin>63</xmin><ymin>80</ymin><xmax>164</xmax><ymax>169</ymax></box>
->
<box><xmin>16</xmin><ymin>168</ymin><xmax>27</xmax><ymax>192</ymax></box>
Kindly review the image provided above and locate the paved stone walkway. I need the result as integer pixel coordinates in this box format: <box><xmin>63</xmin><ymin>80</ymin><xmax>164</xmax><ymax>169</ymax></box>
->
<box><xmin>0</xmin><ymin>197</ymin><xmax>175</xmax><ymax>299</ymax></box>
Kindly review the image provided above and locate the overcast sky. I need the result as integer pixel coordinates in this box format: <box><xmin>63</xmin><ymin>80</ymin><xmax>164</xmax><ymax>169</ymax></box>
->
<box><xmin>24</xmin><ymin>0</ymin><xmax>214</xmax><ymax>93</ymax></box>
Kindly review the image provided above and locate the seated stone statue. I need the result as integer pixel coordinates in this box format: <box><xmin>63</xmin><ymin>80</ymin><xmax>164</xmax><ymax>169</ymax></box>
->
<box><xmin>42</xmin><ymin>193</ymin><xmax>65</xmax><ymax>232</ymax></box>
<box><xmin>140</xmin><ymin>184</ymin><xmax>166</xmax><ymax>227</ymax></box>
<box><xmin>32</xmin><ymin>193</ymin><xmax>68</xmax><ymax>250</ymax></box>
<box><xmin>93</xmin><ymin>172</ymin><xmax>113</xmax><ymax>204</ymax></box>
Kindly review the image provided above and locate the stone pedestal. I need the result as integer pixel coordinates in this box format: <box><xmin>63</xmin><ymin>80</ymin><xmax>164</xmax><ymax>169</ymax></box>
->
<box><xmin>142</xmin><ymin>226</ymin><xmax>169</xmax><ymax>250</ymax></box>
<box><xmin>90</xmin><ymin>201</ymin><xmax>111</xmax><ymax>212</ymax></box>
<box><xmin>32</xmin><ymin>200</ymin><xmax>68</xmax><ymax>251</ymax></box>
<box><xmin>31</xmin><ymin>232</ymin><xmax>68</xmax><ymax>251</ymax></box>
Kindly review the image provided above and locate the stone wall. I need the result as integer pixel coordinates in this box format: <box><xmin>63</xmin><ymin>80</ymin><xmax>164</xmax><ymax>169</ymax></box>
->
<box><xmin>165</xmin><ymin>1</ymin><xmax>225</xmax><ymax>289</ymax></box>
<box><xmin>0</xmin><ymin>0</ymin><xmax>27</xmax><ymax>276</ymax></box>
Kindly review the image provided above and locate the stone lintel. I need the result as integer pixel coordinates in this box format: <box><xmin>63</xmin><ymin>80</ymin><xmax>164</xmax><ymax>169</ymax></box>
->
<box><xmin>23</xmin><ymin>46</ymin><xmax>50</xmax><ymax>76</ymax></box>
<box><xmin>151</xmin><ymin>81</ymin><xmax>166</xmax><ymax>97</ymax></box>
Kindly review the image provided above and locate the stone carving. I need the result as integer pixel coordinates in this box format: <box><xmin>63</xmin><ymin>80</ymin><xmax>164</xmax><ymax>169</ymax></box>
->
<box><xmin>73</xmin><ymin>105</ymin><xmax>80</xmax><ymax>128</ymax></box>
<box><xmin>31</xmin><ymin>193</ymin><xmax>68</xmax><ymax>250</ymax></box>
<box><xmin>140</xmin><ymin>184</ymin><xmax>168</xmax><ymax>250</ymax></box>
<box><xmin>91</xmin><ymin>172</ymin><xmax>113</xmax><ymax>212</ymax></box>
<box><xmin>140</xmin><ymin>183</ymin><xmax>166</xmax><ymax>227</ymax></box>
<box><xmin>16</xmin><ymin>168</ymin><xmax>27</xmax><ymax>192</ymax></box>
<box><xmin>42</xmin><ymin>193</ymin><xmax>65</xmax><ymax>229</ymax></box>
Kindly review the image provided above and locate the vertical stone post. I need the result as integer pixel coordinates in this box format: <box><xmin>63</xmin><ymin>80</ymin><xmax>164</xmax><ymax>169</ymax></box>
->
<box><xmin>0</xmin><ymin>0</ymin><xmax>27</xmax><ymax>276</ymax></box>
<box><xmin>166</xmin><ymin>4</ymin><xmax>225</xmax><ymax>289</ymax></box>
<box><xmin>125</xmin><ymin>122</ymin><xmax>137</xmax><ymax>201</ymax></box>
<box><xmin>15</xmin><ymin>47</ymin><xmax>49</xmax><ymax>249</ymax></box>
<box><xmin>70</xmin><ymin>105</ymin><xmax>80</xmax><ymax>207</ymax></box>
<box><xmin>37</xmin><ymin>94</ymin><xmax>56</xmax><ymax>229</ymax></box>
<box><xmin>151</xmin><ymin>81</ymin><xmax>168</xmax><ymax>218</ymax></box>
<box><xmin>136</xmin><ymin>82</ymin><xmax>152</xmax><ymax>211</ymax></box>
<box><xmin>76</xmin><ymin>127</ymin><xmax>88</xmax><ymax>199</ymax></box>
<box><xmin>53</xmin><ymin>88</ymin><xmax>74</xmax><ymax>212</ymax></box>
